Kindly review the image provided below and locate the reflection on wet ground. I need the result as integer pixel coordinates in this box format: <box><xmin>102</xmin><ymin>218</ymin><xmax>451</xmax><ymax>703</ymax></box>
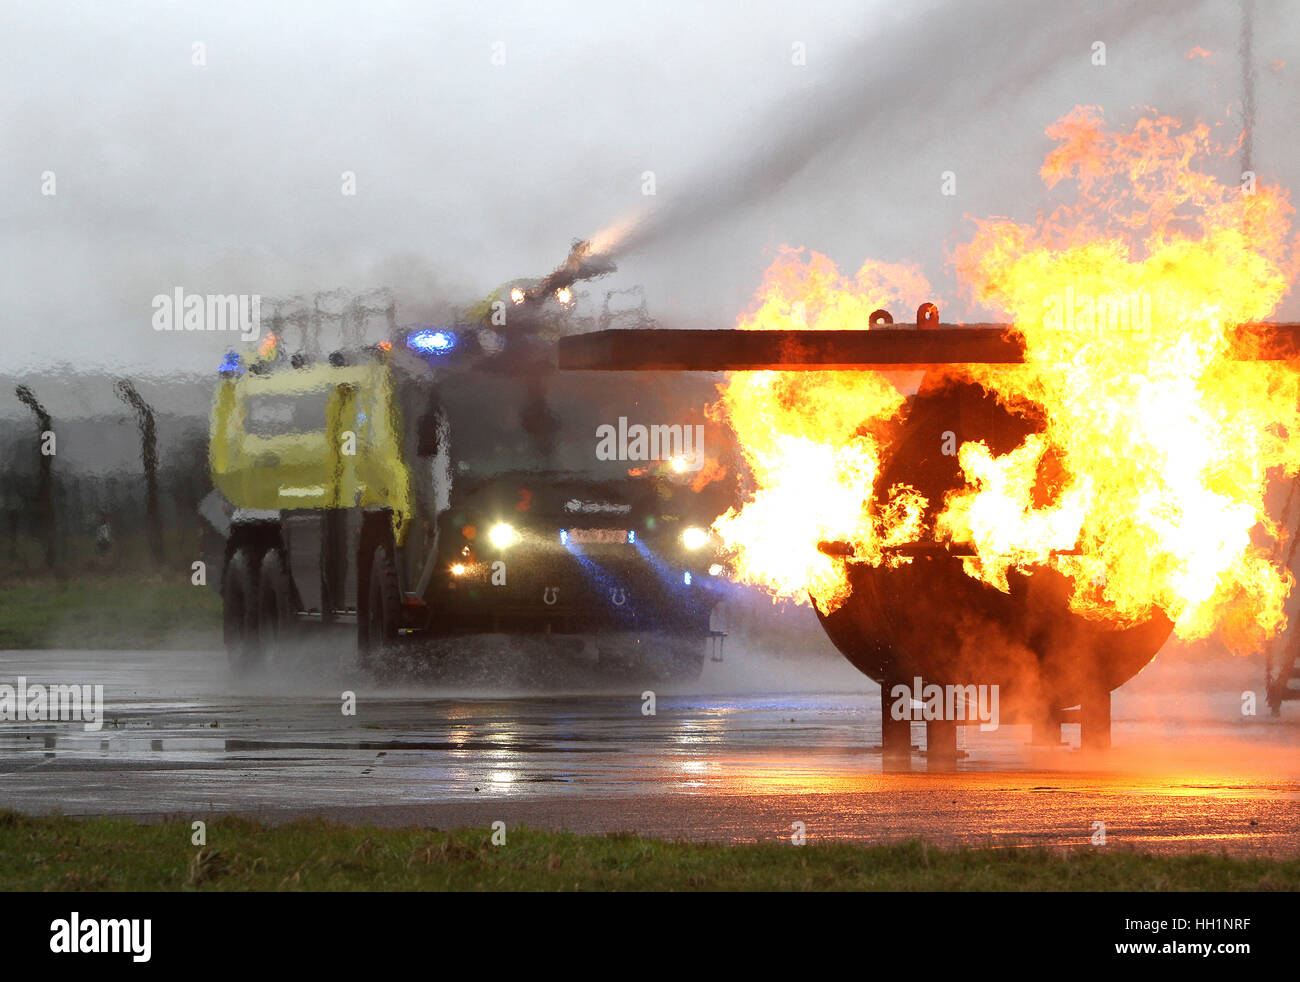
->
<box><xmin>0</xmin><ymin>648</ymin><xmax>1297</xmax><ymax>852</ymax></box>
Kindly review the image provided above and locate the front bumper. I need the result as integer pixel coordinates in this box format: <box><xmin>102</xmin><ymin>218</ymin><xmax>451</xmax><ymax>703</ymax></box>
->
<box><xmin>422</xmin><ymin>540</ymin><xmax>724</xmax><ymax>636</ymax></box>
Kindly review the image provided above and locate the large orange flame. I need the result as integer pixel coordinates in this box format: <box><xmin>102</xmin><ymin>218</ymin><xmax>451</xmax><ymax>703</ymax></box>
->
<box><xmin>711</xmin><ymin>249</ymin><xmax>931</xmax><ymax>608</ymax></box>
<box><xmin>713</xmin><ymin>108</ymin><xmax>1300</xmax><ymax>654</ymax></box>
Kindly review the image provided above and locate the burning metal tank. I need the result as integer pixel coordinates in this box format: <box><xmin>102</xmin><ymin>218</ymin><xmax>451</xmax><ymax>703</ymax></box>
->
<box><xmin>813</xmin><ymin>369</ymin><xmax>1174</xmax><ymax>749</ymax></box>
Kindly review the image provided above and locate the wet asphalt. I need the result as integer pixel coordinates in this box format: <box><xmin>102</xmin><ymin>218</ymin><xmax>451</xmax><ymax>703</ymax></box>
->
<box><xmin>1</xmin><ymin>644</ymin><xmax>1297</xmax><ymax>852</ymax></box>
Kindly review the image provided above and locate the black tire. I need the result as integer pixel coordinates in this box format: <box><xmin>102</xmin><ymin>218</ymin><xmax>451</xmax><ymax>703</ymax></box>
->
<box><xmin>222</xmin><ymin>546</ymin><xmax>262</xmax><ymax>675</ymax></box>
<box><xmin>256</xmin><ymin>549</ymin><xmax>294</xmax><ymax>656</ymax></box>
<box><xmin>358</xmin><ymin>544</ymin><xmax>400</xmax><ymax>670</ymax></box>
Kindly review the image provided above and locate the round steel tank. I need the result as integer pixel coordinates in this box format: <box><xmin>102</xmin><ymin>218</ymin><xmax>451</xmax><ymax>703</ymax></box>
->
<box><xmin>815</xmin><ymin>371</ymin><xmax>1173</xmax><ymax>723</ymax></box>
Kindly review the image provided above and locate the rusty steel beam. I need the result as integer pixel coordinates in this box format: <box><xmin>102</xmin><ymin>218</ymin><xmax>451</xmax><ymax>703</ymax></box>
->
<box><xmin>558</xmin><ymin>323</ymin><xmax>1300</xmax><ymax>371</ymax></box>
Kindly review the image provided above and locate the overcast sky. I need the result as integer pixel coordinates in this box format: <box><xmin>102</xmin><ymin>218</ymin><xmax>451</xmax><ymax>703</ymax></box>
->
<box><xmin>1</xmin><ymin>0</ymin><xmax>1298</xmax><ymax>392</ymax></box>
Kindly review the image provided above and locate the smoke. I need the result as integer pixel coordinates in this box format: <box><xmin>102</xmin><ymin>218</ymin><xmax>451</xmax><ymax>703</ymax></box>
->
<box><xmin>584</xmin><ymin>0</ymin><xmax>1195</xmax><ymax>266</ymax></box>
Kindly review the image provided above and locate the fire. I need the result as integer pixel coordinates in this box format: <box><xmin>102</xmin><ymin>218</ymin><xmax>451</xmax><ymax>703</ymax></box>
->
<box><xmin>710</xmin><ymin>249</ymin><xmax>932</xmax><ymax>608</ymax></box>
<box><xmin>713</xmin><ymin>108</ymin><xmax>1300</xmax><ymax>653</ymax></box>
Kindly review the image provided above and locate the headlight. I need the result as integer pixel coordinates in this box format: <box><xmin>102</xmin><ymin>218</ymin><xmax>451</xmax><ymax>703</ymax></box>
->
<box><xmin>681</xmin><ymin>526</ymin><xmax>708</xmax><ymax>550</ymax></box>
<box><xmin>488</xmin><ymin>523</ymin><xmax>517</xmax><ymax>549</ymax></box>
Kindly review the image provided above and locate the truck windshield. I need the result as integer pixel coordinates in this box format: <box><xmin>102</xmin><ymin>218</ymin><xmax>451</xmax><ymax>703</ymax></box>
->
<box><xmin>434</xmin><ymin>368</ymin><xmax>723</xmax><ymax>479</ymax></box>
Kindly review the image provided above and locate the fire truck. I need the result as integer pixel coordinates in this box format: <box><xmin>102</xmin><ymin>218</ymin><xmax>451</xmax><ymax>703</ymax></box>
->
<box><xmin>199</xmin><ymin>287</ymin><xmax>735</xmax><ymax>680</ymax></box>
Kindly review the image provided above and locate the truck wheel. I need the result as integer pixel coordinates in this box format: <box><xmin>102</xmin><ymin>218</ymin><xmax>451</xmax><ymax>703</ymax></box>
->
<box><xmin>359</xmin><ymin>544</ymin><xmax>400</xmax><ymax>670</ymax></box>
<box><xmin>222</xmin><ymin>547</ymin><xmax>262</xmax><ymax>675</ymax></box>
<box><xmin>257</xmin><ymin>549</ymin><xmax>294</xmax><ymax>656</ymax></box>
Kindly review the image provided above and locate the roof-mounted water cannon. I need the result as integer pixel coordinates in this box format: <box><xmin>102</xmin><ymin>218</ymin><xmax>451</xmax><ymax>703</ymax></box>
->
<box><xmin>517</xmin><ymin>239</ymin><xmax>618</xmax><ymax>309</ymax></box>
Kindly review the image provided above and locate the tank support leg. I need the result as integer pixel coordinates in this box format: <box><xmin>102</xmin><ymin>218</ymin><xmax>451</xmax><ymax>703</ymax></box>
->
<box><xmin>880</xmin><ymin>682</ymin><xmax>912</xmax><ymax>770</ymax></box>
<box><xmin>1081</xmin><ymin>689</ymin><xmax>1111</xmax><ymax>753</ymax></box>
<box><xmin>926</xmin><ymin>719</ymin><xmax>958</xmax><ymax>770</ymax></box>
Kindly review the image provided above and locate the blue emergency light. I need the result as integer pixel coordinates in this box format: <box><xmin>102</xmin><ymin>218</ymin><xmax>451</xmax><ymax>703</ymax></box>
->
<box><xmin>407</xmin><ymin>329</ymin><xmax>456</xmax><ymax>354</ymax></box>
<box><xmin>218</xmin><ymin>351</ymin><xmax>243</xmax><ymax>376</ymax></box>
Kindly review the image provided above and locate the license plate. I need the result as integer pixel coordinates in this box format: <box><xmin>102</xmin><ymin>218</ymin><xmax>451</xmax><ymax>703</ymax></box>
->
<box><xmin>567</xmin><ymin>528</ymin><xmax>629</xmax><ymax>544</ymax></box>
